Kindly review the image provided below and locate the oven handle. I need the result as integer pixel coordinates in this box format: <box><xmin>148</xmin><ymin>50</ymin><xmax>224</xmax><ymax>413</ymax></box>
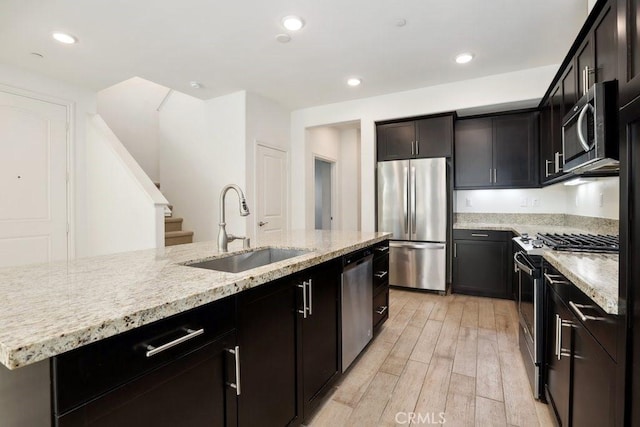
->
<box><xmin>576</xmin><ymin>103</ymin><xmax>595</xmax><ymax>152</ymax></box>
<box><xmin>513</xmin><ymin>251</ymin><xmax>534</xmax><ymax>276</ymax></box>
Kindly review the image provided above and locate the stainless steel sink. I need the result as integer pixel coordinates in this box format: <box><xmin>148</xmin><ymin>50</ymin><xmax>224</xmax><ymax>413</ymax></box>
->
<box><xmin>185</xmin><ymin>247</ymin><xmax>311</xmax><ymax>273</ymax></box>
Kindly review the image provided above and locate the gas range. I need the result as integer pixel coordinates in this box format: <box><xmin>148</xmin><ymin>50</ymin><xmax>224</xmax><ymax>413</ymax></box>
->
<box><xmin>514</xmin><ymin>232</ymin><xmax>620</xmax><ymax>255</ymax></box>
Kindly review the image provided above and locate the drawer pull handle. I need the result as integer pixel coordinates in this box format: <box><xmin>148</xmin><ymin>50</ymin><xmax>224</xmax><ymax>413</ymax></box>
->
<box><xmin>569</xmin><ymin>301</ymin><xmax>601</xmax><ymax>322</ymax></box>
<box><xmin>471</xmin><ymin>233</ymin><xmax>489</xmax><ymax>237</ymax></box>
<box><xmin>375</xmin><ymin>246</ymin><xmax>389</xmax><ymax>253</ymax></box>
<box><xmin>544</xmin><ymin>273</ymin><xmax>569</xmax><ymax>285</ymax></box>
<box><xmin>145</xmin><ymin>328</ymin><xmax>204</xmax><ymax>357</ymax></box>
<box><xmin>376</xmin><ymin>306</ymin><xmax>388</xmax><ymax>315</ymax></box>
<box><xmin>227</xmin><ymin>345</ymin><xmax>241</xmax><ymax>395</ymax></box>
<box><xmin>374</xmin><ymin>271</ymin><xmax>388</xmax><ymax>279</ymax></box>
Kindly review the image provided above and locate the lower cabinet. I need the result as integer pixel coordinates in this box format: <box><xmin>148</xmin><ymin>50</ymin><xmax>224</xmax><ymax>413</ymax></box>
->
<box><xmin>544</xmin><ymin>268</ymin><xmax>619</xmax><ymax>427</ymax></box>
<box><xmin>452</xmin><ymin>230</ymin><xmax>510</xmax><ymax>299</ymax></box>
<box><xmin>52</xmin><ymin>297</ymin><xmax>238</xmax><ymax>427</ymax></box>
<box><xmin>237</xmin><ymin>259</ymin><xmax>341</xmax><ymax>427</ymax></box>
<box><xmin>373</xmin><ymin>241</ymin><xmax>390</xmax><ymax>332</ymax></box>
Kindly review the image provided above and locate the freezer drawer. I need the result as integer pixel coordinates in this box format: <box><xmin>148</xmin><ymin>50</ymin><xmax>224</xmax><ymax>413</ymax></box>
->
<box><xmin>389</xmin><ymin>241</ymin><xmax>446</xmax><ymax>291</ymax></box>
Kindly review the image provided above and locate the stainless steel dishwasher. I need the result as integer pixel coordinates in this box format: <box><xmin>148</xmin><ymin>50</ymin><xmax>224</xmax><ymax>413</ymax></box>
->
<box><xmin>341</xmin><ymin>248</ymin><xmax>373</xmax><ymax>371</ymax></box>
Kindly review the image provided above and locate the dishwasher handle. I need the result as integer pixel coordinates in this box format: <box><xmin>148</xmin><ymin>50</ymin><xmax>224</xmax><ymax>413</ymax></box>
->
<box><xmin>343</xmin><ymin>253</ymin><xmax>373</xmax><ymax>272</ymax></box>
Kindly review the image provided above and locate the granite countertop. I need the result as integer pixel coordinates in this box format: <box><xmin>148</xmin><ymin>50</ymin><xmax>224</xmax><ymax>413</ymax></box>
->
<box><xmin>454</xmin><ymin>221</ymin><xmax>619</xmax><ymax>316</ymax></box>
<box><xmin>0</xmin><ymin>230</ymin><xmax>390</xmax><ymax>370</ymax></box>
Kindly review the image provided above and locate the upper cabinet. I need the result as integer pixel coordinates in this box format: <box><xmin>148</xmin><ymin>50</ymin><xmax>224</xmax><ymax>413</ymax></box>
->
<box><xmin>618</xmin><ymin>0</ymin><xmax>640</xmax><ymax>106</ymax></box>
<box><xmin>539</xmin><ymin>0</ymin><xmax>618</xmax><ymax>185</ymax></box>
<box><xmin>454</xmin><ymin>111</ymin><xmax>539</xmax><ymax>189</ymax></box>
<box><xmin>376</xmin><ymin>113</ymin><xmax>454</xmax><ymax>161</ymax></box>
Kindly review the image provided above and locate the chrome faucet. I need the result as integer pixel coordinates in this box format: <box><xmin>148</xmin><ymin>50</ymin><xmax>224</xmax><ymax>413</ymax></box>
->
<box><xmin>218</xmin><ymin>184</ymin><xmax>250</xmax><ymax>252</ymax></box>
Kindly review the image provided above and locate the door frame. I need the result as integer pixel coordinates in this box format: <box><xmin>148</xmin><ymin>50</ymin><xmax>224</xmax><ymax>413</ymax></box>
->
<box><xmin>312</xmin><ymin>154</ymin><xmax>338</xmax><ymax>230</ymax></box>
<box><xmin>254</xmin><ymin>141</ymin><xmax>290</xmax><ymax>238</ymax></box>
<box><xmin>0</xmin><ymin>83</ymin><xmax>74</xmax><ymax>259</ymax></box>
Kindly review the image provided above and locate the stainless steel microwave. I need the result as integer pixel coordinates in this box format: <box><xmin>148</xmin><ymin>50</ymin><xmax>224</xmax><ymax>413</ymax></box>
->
<box><xmin>562</xmin><ymin>80</ymin><xmax>619</xmax><ymax>173</ymax></box>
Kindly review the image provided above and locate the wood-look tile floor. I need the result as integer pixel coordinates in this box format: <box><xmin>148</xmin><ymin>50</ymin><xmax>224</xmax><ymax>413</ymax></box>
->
<box><xmin>308</xmin><ymin>289</ymin><xmax>556</xmax><ymax>427</ymax></box>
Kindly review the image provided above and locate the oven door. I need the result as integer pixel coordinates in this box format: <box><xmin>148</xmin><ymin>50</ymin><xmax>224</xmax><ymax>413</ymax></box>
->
<box><xmin>515</xmin><ymin>251</ymin><xmax>537</xmax><ymax>349</ymax></box>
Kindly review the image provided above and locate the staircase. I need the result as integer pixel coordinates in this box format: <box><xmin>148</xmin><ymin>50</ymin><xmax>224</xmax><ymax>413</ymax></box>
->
<box><xmin>155</xmin><ymin>183</ymin><xmax>195</xmax><ymax>246</ymax></box>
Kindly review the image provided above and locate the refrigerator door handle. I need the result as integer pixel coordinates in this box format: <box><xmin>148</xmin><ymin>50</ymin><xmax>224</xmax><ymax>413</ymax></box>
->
<box><xmin>403</xmin><ymin>167</ymin><xmax>409</xmax><ymax>234</ymax></box>
<box><xmin>411</xmin><ymin>166</ymin><xmax>417</xmax><ymax>237</ymax></box>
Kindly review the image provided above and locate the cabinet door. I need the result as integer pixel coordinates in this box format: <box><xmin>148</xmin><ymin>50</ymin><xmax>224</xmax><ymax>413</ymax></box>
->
<box><xmin>57</xmin><ymin>332</ymin><xmax>238</xmax><ymax>427</ymax></box>
<box><xmin>571</xmin><ymin>317</ymin><xmax>617</xmax><ymax>426</ymax></box>
<box><xmin>562</xmin><ymin>64</ymin><xmax>578</xmax><ymax>118</ymax></box>
<box><xmin>539</xmin><ymin>98</ymin><xmax>554</xmax><ymax>182</ymax></box>
<box><xmin>299</xmin><ymin>261</ymin><xmax>341</xmax><ymax>417</ymax></box>
<box><xmin>452</xmin><ymin>239</ymin><xmax>508</xmax><ymax>298</ymax></box>
<box><xmin>237</xmin><ymin>278</ymin><xmax>300</xmax><ymax>427</ymax></box>
<box><xmin>492</xmin><ymin>113</ymin><xmax>539</xmax><ymax>187</ymax></box>
<box><xmin>377</xmin><ymin>122</ymin><xmax>415</xmax><ymax>161</ymax></box>
<box><xmin>576</xmin><ymin>37</ymin><xmax>595</xmax><ymax>98</ymax></box>
<box><xmin>415</xmin><ymin>115</ymin><xmax>453</xmax><ymax>158</ymax></box>
<box><xmin>618</xmin><ymin>0</ymin><xmax>640</xmax><ymax>106</ymax></box>
<box><xmin>545</xmin><ymin>290</ymin><xmax>573</xmax><ymax>427</ymax></box>
<box><xmin>593</xmin><ymin>1</ymin><xmax>617</xmax><ymax>84</ymax></box>
<box><xmin>454</xmin><ymin>118</ymin><xmax>493</xmax><ymax>188</ymax></box>
<box><xmin>550</xmin><ymin>85</ymin><xmax>565</xmax><ymax>176</ymax></box>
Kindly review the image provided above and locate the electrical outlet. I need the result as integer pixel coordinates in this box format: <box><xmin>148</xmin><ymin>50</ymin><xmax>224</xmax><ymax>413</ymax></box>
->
<box><xmin>520</xmin><ymin>197</ymin><xmax>528</xmax><ymax>207</ymax></box>
<box><xmin>532</xmin><ymin>198</ymin><xmax>540</xmax><ymax>207</ymax></box>
<box><xmin>465</xmin><ymin>197</ymin><xmax>472</xmax><ymax>207</ymax></box>
<box><xmin>599</xmin><ymin>193</ymin><xmax>604</xmax><ymax>207</ymax></box>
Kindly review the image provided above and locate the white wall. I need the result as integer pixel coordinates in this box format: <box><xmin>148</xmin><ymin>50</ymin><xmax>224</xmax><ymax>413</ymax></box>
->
<box><xmin>339</xmin><ymin>128</ymin><xmax>361</xmax><ymax>231</ymax></box>
<box><xmin>158</xmin><ymin>90</ymin><xmax>247</xmax><ymax>245</ymax></box>
<box><xmin>454</xmin><ymin>176</ymin><xmax>620</xmax><ymax>220</ymax></box>
<box><xmin>85</xmin><ymin>115</ymin><xmax>167</xmax><ymax>256</ymax></box>
<box><xmin>97</xmin><ymin>77</ymin><xmax>170</xmax><ymax>182</ymax></box>
<box><xmin>291</xmin><ymin>65</ymin><xmax>560</xmax><ymax>232</ymax></box>
<box><xmin>245</xmin><ymin>92</ymin><xmax>291</xmax><ymax>238</ymax></box>
<box><xmin>0</xmin><ymin>63</ymin><xmax>97</xmax><ymax>258</ymax></box>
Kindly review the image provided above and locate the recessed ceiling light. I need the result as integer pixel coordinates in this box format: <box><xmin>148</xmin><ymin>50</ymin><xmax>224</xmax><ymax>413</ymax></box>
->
<box><xmin>282</xmin><ymin>16</ymin><xmax>304</xmax><ymax>31</ymax></box>
<box><xmin>275</xmin><ymin>33</ymin><xmax>291</xmax><ymax>43</ymax></box>
<box><xmin>190</xmin><ymin>81</ymin><xmax>203</xmax><ymax>89</ymax></box>
<box><xmin>52</xmin><ymin>31</ymin><xmax>78</xmax><ymax>44</ymax></box>
<box><xmin>455</xmin><ymin>52</ymin><xmax>474</xmax><ymax>64</ymax></box>
<box><xmin>347</xmin><ymin>77</ymin><xmax>362</xmax><ymax>87</ymax></box>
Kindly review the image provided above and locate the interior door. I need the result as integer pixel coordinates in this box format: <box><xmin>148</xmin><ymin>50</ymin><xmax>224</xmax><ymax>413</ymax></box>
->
<box><xmin>0</xmin><ymin>90</ymin><xmax>68</xmax><ymax>267</ymax></box>
<box><xmin>255</xmin><ymin>144</ymin><xmax>288</xmax><ymax>240</ymax></box>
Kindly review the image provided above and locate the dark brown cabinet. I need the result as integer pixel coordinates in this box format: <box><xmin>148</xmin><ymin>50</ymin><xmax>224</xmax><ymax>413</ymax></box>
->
<box><xmin>540</xmin><ymin>84</ymin><xmax>566</xmax><ymax>183</ymax></box>
<box><xmin>298</xmin><ymin>261</ymin><xmax>341</xmax><ymax>417</ymax></box>
<box><xmin>454</xmin><ymin>112</ymin><xmax>539</xmax><ymax>189</ymax></box>
<box><xmin>545</xmin><ymin>286</ymin><xmax>573</xmax><ymax>427</ymax></box>
<box><xmin>53</xmin><ymin>297</ymin><xmax>238</xmax><ymax>427</ymax></box>
<box><xmin>372</xmin><ymin>241</ymin><xmax>390</xmax><ymax>332</ymax></box>
<box><xmin>618</xmin><ymin>0</ymin><xmax>640</xmax><ymax>106</ymax></box>
<box><xmin>452</xmin><ymin>230</ymin><xmax>510</xmax><ymax>299</ymax></box>
<box><xmin>376</xmin><ymin>114</ymin><xmax>454</xmax><ymax>161</ymax></box>
<box><xmin>237</xmin><ymin>259</ymin><xmax>342</xmax><ymax>427</ymax></box>
<box><xmin>544</xmin><ymin>268</ymin><xmax>619</xmax><ymax>427</ymax></box>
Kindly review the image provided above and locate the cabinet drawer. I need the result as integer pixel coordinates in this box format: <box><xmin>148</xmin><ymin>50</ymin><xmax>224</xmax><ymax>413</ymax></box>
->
<box><xmin>546</xmin><ymin>269</ymin><xmax>619</xmax><ymax>361</ymax></box>
<box><xmin>373</xmin><ymin>289</ymin><xmax>389</xmax><ymax>330</ymax></box>
<box><xmin>372</xmin><ymin>240</ymin><xmax>390</xmax><ymax>259</ymax></box>
<box><xmin>453</xmin><ymin>229</ymin><xmax>511</xmax><ymax>241</ymax></box>
<box><xmin>373</xmin><ymin>256</ymin><xmax>389</xmax><ymax>292</ymax></box>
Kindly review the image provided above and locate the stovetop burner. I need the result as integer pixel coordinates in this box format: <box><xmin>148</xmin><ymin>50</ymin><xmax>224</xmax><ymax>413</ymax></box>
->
<box><xmin>537</xmin><ymin>233</ymin><xmax>619</xmax><ymax>253</ymax></box>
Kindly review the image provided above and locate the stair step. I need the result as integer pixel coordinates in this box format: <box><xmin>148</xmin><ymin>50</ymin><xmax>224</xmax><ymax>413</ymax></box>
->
<box><xmin>164</xmin><ymin>217</ymin><xmax>183</xmax><ymax>232</ymax></box>
<box><xmin>165</xmin><ymin>230</ymin><xmax>194</xmax><ymax>246</ymax></box>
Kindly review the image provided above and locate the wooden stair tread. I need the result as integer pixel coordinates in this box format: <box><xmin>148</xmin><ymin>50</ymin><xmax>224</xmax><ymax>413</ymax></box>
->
<box><xmin>165</xmin><ymin>230</ymin><xmax>193</xmax><ymax>238</ymax></box>
<box><xmin>164</xmin><ymin>217</ymin><xmax>183</xmax><ymax>223</ymax></box>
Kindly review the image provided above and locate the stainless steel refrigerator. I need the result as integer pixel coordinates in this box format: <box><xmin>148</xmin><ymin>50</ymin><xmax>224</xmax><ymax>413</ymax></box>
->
<box><xmin>377</xmin><ymin>157</ymin><xmax>447</xmax><ymax>291</ymax></box>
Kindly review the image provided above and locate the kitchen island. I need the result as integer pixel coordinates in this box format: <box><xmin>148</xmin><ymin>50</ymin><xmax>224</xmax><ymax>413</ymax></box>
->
<box><xmin>0</xmin><ymin>230</ymin><xmax>389</xmax><ymax>370</ymax></box>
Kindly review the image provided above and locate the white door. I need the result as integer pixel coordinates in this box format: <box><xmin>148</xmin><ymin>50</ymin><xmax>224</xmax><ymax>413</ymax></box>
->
<box><xmin>0</xmin><ymin>91</ymin><xmax>68</xmax><ymax>267</ymax></box>
<box><xmin>255</xmin><ymin>144</ymin><xmax>288</xmax><ymax>240</ymax></box>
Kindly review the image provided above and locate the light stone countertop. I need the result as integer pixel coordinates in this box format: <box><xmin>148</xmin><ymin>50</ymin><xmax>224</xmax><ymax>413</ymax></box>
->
<box><xmin>454</xmin><ymin>221</ymin><xmax>619</xmax><ymax>315</ymax></box>
<box><xmin>0</xmin><ymin>230</ymin><xmax>390</xmax><ymax>370</ymax></box>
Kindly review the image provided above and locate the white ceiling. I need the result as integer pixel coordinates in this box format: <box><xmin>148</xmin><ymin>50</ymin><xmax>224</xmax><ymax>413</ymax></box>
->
<box><xmin>0</xmin><ymin>0</ymin><xmax>588</xmax><ymax>109</ymax></box>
